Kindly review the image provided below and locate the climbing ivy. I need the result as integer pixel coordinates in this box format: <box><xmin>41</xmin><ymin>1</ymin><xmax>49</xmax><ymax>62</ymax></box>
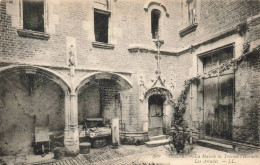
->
<box><xmin>173</xmin><ymin>46</ymin><xmax>259</xmax><ymax>126</ymax></box>
<box><xmin>174</xmin><ymin>76</ymin><xmax>200</xmax><ymax>125</ymax></box>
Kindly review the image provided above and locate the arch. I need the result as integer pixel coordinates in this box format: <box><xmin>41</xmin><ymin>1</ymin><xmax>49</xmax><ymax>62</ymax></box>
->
<box><xmin>144</xmin><ymin>0</ymin><xmax>169</xmax><ymax>17</ymax></box>
<box><xmin>144</xmin><ymin>87</ymin><xmax>172</xmax><ymax>101</ymax></box>
<box><xmin>75</xmin><ymin>72</ymin><xmax>132</xmax><ymax>93</ymax></box>
<box><xmin>0</xmin><ymin>65</ymin><xmax>71</xmax><ymax>94</ymax></box>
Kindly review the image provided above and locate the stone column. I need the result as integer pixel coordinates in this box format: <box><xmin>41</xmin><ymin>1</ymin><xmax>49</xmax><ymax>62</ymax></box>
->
<box><xmin>65</xmin><ymin>92</ymin><xmax>79</xmax><ymax>155</ymax></box>
<box><xmin>64</xmin><ymin>93</ymin><xmax>70</xmax><ymax>148</ymax></box>
<box><xmin>142</xmin><ymin>100</ymin><xmax>149</xmax><ymax>132</ymax></box>
<box><xmin>65</xmin><ymin>44</ymin><xmax>79</xmax><ymax>155</ymax></box>
<box><xmin>164</xmin><ymin>102</ymin><xmax>173</xmax><ymax>134</ymax></box>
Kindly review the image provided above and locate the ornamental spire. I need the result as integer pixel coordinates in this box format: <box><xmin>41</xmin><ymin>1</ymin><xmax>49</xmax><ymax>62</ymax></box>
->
<box><xmin>153</xmin><ymin>37</ymin><xmax>164</xmax><ymax>77</ymax></box>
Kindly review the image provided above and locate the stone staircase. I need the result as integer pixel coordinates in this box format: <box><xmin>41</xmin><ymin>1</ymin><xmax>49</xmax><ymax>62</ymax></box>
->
<box><xmin>197</xmin><ymin>138</ymin><xmax>260</xmax><ymax>152</ymax></box>
<box><xmin>145</xmin><ymin>135</ymin><xmax>171</xmax><ymax>147</ymax></box>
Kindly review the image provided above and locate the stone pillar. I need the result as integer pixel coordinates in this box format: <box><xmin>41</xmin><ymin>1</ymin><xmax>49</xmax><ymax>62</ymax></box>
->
<box><xmin>64</xmin><ymin>93</ymin><xmax>70</xmax><ymax>147</ymax></box>
<box><xmin>164</xmin><ymin>102</ymin><xmax>173</xmax><ymax>134</ymax></box>
<box><xmin>142</xmin><ymin>100</ymin><xmax>149</xmax><ymax>132</ymax></box>
<box><xmin>64</xmin><ymin>92</ymin><xmax>79</xmax><ymax>155</ymax></box>
<box><xmin>112</xmin><ymin>118</ymin><xmax>120</xmax><ymax>148</ymax></box>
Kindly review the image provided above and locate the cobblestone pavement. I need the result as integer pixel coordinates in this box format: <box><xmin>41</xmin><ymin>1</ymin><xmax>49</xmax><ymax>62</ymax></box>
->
<box><xmin>1</xmin><ymin>145</ymin><xmax>260</xmax><ymax>165</ymax></box>
<box><xmin>34</xmin><ymin>145</ymin><xmax>157</xmax><ymax>165</ymax></box>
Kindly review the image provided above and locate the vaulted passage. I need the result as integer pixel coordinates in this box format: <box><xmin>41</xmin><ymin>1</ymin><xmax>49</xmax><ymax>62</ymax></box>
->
<box><xmin>0</xmin><ymin>73</ymin><xmax>65</xmax><ymax>155</ymax></box>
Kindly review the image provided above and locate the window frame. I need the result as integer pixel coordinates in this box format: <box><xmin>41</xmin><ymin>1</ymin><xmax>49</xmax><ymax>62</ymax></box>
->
<box><xmin>187</xmin><ymin>0</ymin><xmax>196</xmax><ymax>26</ymax></box>
<box><xmin>20</xmin><ymin>0</ymin><xmax>48</xmax><ymax>32</ymax></box>
<box><xmin>179</xmin><ymin>0</ymin><xmax>199</xmax><ymax>37</ymax></box>
<box><xmin>17</xmin><ymin>0</ymin><xmax>50</xmax><ymax>40</ymax></box>
<box><xmin>91</xmin><ymin>8</ymin><xmax>115</xmax><ymax>49</ymax></box>
<box><xmin>94</xmin><ymin>8</ymin><xmax>111</xmax><ymax>44</ymax></box>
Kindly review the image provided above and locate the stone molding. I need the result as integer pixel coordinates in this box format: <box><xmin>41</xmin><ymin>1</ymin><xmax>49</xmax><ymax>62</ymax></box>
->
<box><xmin>17</xmin><ymin>29</ymin><xmax>50</xmax><ymax>40</ymax></box>
<box><xmin>92</xmin><ymin>41</ymin><xmax>115</xmax><ymax>50</ymax></box>
<box><xmin>143</xmin><ymin>0</ymin><xmax>169</xmax><ymax>17</ymax></box>
<box><xmin>128</xmin><ymin>45</ymin><xmax>177</xmax><ymax>56</ymax></box>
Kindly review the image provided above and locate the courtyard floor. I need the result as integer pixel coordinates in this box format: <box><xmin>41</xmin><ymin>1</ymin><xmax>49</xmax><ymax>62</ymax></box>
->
<box><xmin>1</xmin><ymin>144</ymin><xmax>260</xmax><ymax>165</ymax></box>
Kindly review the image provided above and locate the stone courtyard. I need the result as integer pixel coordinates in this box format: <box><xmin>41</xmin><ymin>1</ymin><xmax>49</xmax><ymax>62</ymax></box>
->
<box><xmin>1</xmin><ymin>144</ymin><xmax>260</xmax><ymax>165</ymax></box>
<box><xmin>1</xmin><ymin>0</ymin><xmax>260</xmax><ymax>164</ymax></box>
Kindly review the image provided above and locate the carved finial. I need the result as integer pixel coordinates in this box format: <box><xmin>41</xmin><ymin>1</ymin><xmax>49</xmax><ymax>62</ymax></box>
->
<box><xmin>189</xmin><ymin>45</ymin><xmax>195</xmax><ymax>53</ymax></box>
<box><xmin>237</xmin><ymin>22</ymin><xmax>247</xmax><ymax>36</ymax></box>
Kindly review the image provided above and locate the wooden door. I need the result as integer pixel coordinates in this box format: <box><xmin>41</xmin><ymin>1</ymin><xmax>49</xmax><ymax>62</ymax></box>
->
<box><xmin>148</xmin><ymin>95</ymin><xmax>164</xmax><ymax>136</ymax></box>
<box><xmin>203</xmin><ymin>47</ymin><xmax>233</xmax><ymax>140</ymax></box>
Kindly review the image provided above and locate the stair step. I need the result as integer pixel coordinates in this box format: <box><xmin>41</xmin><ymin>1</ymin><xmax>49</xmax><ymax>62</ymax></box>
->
<box><xmin>197</xmin><ymin>139</ymin><xmax>233</xmax><ymax>152</ymax></box>
<box><xmin>149</xmin><ymin>135</ymin><xmax>167</xmax><ymax>141</ymax></box>
<box><xmin>145</xmin><ymin>138</ymin><xmax>170</xmax><ymax>147</ymax></box>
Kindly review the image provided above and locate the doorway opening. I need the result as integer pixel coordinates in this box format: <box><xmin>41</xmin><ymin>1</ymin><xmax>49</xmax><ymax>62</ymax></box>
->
<box><xmin>148</xmin><ymin>94</ymin><xmax>164</xmax><ymax>136</ymax></box>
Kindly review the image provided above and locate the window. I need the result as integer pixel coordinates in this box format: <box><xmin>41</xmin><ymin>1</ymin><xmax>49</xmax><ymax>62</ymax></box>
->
<box><xmin>23</xmin><ymin>0</ymin><xmax>44</xmax><ymax>32</ymax></box>
<box><xmin>179</xmin><ymin>0</ymin><xmax>198</xmax><ymax>37</ymax></box>
<box><xmin>94</xmin><ymin>9</ymin><xmax>110</xmax><ymax>43</ymax></box>
<box><xmin>187</xmin><ymin>0</ymin><xmax>196</xmax><ymax>25</ymax></box>
<box><xmin>151</xmin><ymin>9</ymin><xmax>161</xmax><ymax>39</ymax></box>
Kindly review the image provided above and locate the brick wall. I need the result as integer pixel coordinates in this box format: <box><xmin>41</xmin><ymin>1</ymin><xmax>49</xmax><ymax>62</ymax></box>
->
<box><xmin>234</xmin><ymin>51</ymin><xmax>260</xmax><ymax>144</ymax></box>
<box><xmin>176</xmin><ymin>0</ymin><xmax>260</xmax><ymax>48</ymax></box>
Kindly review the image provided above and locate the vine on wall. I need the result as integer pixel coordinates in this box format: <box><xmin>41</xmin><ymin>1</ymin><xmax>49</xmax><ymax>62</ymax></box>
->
<box><xmin>173</xmin><ymin>45</ymin><xmax>259</xmax><ymax>126</ymax></box>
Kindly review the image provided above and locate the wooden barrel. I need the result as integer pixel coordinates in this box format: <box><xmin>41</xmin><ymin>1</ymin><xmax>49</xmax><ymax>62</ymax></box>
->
<box><xmin>79</xmin><ymin>142</ymin><xmax>91</xmax><ymax>154</ymax></box>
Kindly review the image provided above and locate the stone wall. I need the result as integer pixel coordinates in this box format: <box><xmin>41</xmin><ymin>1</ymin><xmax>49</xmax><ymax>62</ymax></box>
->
<box><xmin>0</xmin><ymin>73</ymin><xmax>65</xmax><ymax>155</ymax></box>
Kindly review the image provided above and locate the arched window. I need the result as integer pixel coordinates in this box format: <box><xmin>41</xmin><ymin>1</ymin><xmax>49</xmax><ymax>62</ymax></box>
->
<box><xmin>151</xmin><ymin>9</ymin><xmax>161</xmax><ymax>39</ymax></box>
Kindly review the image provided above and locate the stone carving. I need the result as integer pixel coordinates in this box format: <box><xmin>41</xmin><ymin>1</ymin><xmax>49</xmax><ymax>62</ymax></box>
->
<box><xmin>139</xmin><ymin>76</ymin><xmax>147</xmax><ymax>102</ymax></box>
<box><xmin>170</xmin><ymin>78</ymin><xmax>175</xmax><ymax>89</ymax></box>
<box><xmin>69</xmin><ymin>45</ymin><xmax>75</xmax><ymax>67</ymax></box>
<box><xmin>189</xmin><ymin>45</ymin><xmax>195</xmax><ymax>53</ymax></box>
<box><xmin>144</xmin><ymin>87</ymin><xmax>172</xmax><ymax>100</ymax></box>
<box><xmin>69</xmin><ymin>45</ymin><xmax>76</xmax><ymax>79</ymax></box>
<box><xmin>237</xmin><ymin>22</ymin><xmax>247</xmax><ymax>36</ymax></box>
<box><xmin>243</xmin><ymin>41</ymin><xmax>250</xmax><ymax>54</ymax></box>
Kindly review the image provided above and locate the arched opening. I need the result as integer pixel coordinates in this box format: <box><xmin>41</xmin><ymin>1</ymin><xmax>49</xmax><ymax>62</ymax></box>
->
<box><xmin>0</xmin><ymin>67</ymin><xmax>69</xmax><ymax>155</ymax></box>
<box><xmin>151</xmin><ymin>9</ymin><xmax>161</xmax><ymax>39</ymax></box>
<box><xmin>76</xmin><ymin>72</ymin><xmax>132</xmax><ymax>146</ymax></box>
<box><xmin>148</xmin><ymin>94</ymin><xmax>165</xmax><ymax>136</ymax></box>
<box><xmin>78</xmin><ymin>79</ymin><xmax>122</xmax><ymax>128</ymax></box>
